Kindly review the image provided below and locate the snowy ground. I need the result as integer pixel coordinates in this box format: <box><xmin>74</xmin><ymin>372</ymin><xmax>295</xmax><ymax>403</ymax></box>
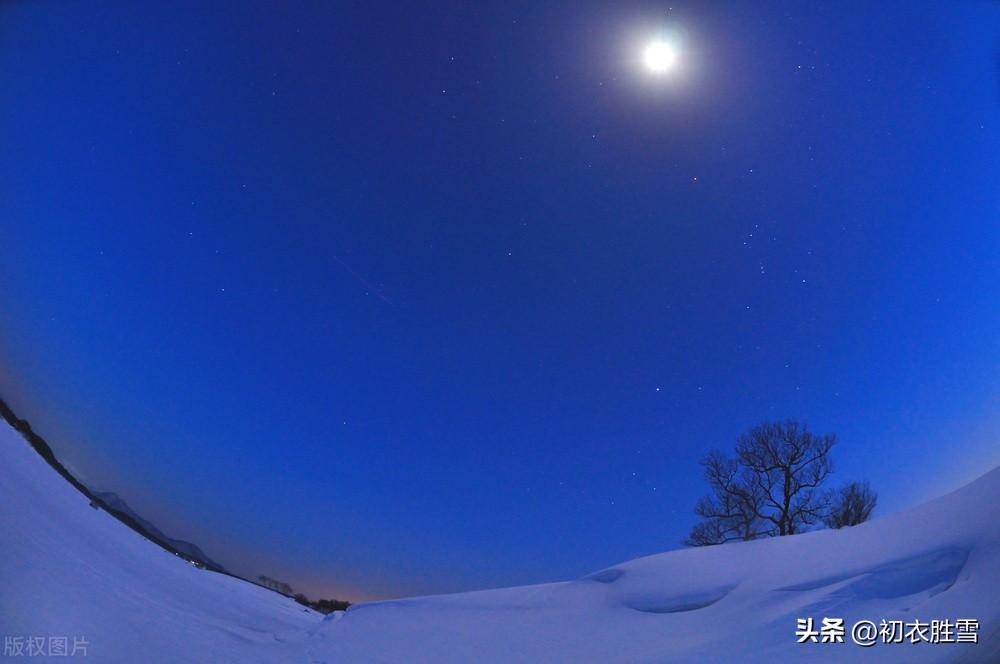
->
<box><xmin>2</xmin><ymin>420</ymin><xmax>998</xmax><ymax>662</ymax></box>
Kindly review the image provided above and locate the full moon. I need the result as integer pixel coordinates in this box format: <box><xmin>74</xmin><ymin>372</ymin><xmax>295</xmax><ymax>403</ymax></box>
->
<box><xmin>643</xmin><ymin>40</ymin><xmax>676</xmax><ymax>73</ymax></box>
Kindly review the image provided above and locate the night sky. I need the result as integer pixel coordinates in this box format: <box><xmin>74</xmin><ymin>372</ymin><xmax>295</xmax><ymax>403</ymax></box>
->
<box><xmin>1</xmin><ymin>1</ymin><xmax>998</xmax><ymax>601</ymax></box>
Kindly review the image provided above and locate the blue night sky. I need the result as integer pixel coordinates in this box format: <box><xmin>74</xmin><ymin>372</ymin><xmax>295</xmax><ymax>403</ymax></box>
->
<box><xmin>1</xmin><ymin>2</ymin><xmax>998</xmax><ymax>600</ymax></box>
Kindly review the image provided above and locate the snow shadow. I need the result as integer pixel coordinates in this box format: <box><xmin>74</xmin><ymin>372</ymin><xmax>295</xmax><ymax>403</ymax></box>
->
<box><xmin>775</xmin><ymin>546</ymin><xmax>969</xmax><ymax>601</ymax></box>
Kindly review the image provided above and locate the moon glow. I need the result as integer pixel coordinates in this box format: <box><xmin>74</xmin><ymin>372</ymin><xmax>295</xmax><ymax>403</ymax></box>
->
<box><xmin>643</xmin><ymin>40</ymin><xmax>676</xmax><ymax>73</ymax></box>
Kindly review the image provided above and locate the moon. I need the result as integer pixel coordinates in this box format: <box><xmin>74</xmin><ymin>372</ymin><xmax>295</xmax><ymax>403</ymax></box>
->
<box><xmin>643</xmin><ymin>40</ymin><xmax>676</xmax><ymax>73</ymax></box>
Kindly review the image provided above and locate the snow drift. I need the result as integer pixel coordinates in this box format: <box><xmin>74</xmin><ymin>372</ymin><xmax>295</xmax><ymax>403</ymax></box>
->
<box><xmin>1</xmin><ymin>420</ymin><xmax>997</xmax><ymax>662</ymax></box>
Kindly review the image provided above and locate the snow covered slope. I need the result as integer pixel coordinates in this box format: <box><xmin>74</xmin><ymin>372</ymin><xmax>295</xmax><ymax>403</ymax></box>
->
<box><xmin>0</xmin><ymin>421</ymin><xmax>321</xmax><ymax>662</ymax></box>
<box><xmin>89</xmin><ymin>490</ymin><xmax>227</xmax><ymax>572</ymax></box>
<box><xmin>2</xmin><ymin>419</ymin><xmax>998</xmax><ymax>662</ymax></box>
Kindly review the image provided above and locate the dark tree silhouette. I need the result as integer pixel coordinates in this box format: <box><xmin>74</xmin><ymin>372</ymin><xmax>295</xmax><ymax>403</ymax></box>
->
<box><xmin>292</xmin><ymin>593</ymin><xmax>352</xmax><ymax>614</ymax></box>
<box><xmin>685</xmin><ymin>451</ymin><xmax>768</xmax><ymax>546</ymax></box>
<box><xmin>736</xmin><ymin>420</ymin><xmax>836</xmax><ymax>536</ymax></box>
<box><xmin>687</xmin><ymin>420</ymin><xmax>837</xmax><ymax>545</ymax></box>
<box><xmin>825</xmin><ymin>481</ymin><xmax>877</xmax><ymax>528</ymax></box>
<box><xmin>258</xmin><ymin>575</ymin><xmax>293</xmax><ymax>595</ymax></box>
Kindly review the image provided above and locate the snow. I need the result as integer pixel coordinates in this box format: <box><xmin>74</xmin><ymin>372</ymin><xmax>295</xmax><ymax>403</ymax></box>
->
<box><xmin>0</xmin><ymin>422</ymin><xmax>318</xmax><ymax>662</ymax></box>
<box><xmin>2</xmin><ymin>420</ymin><xmax>998</xmax><ymax>662</ymax></box>
<box><xmin>89</xmin><ymin>490</ymin><xmax>227</xmax><ymax>571</ymax></box>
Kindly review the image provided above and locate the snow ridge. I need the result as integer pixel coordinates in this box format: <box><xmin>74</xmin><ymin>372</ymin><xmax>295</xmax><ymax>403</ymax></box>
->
<box><xmin>2</xmin><ymin>420</ymin><xmax>997</xmax><ymax>663</ymax></box>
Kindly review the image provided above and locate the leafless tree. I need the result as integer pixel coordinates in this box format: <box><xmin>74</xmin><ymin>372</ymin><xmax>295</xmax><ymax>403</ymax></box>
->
<box><xmin>258</xmin><ymin>575</ymin><xmax>293</xmax><ymax>595</ymax></box>
<box><xmin>735</xmin><ymin>420</ymin><xmax>836</xmax><ymax>536</ymax></box>
<box><xmin>824</xmin><ymin>480</ymin><xmax>877</xmax><ymax>528</ymax></box>
<box><xmin>685</xmin><ymin>451</ymin><xmax>769</xmax><ymax>546</ymax></box>
<box><xmin>687</xmin><ymin>420</ymin><xmax>837</xmax><ymax>545</ymax></box>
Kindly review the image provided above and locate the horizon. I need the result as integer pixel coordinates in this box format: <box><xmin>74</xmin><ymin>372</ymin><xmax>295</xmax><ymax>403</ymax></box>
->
<box><xmin>3</xmin><ymin>397</ymin><xmax>999</xmax><ymax>603</ymax></box>
<box><xmin>2</xmin><ymin>0</ymin><xmax>999</xmax><ymax>602</ymax></box>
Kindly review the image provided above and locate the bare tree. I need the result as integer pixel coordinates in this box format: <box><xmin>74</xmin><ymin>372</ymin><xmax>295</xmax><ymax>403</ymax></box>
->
<box><xmin>258</xmin><ymin>575</ymin><xmax>293</xmax><ymax>595</ymax></box>
<box><xmin>687</xmin><ymin>420</ymin><xmax>837</xmax><ymax>545</ymax></box>
<box><xmin>825</xmin><ymin>480</ymin><xmax>877</xmax><ymax>528</ymax></box>
<box><xmin>685</xmin><ymin>451</ymin><xmax>769</xmax><ymax>546</ymax></box>
<box><xmin>735</xmin><ymin>420</ymin><xmax>835</xmax><ymax>536</ymax></box>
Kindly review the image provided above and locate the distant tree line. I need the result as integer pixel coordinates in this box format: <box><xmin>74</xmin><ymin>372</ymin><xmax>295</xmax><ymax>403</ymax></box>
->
<box><xmin>686</xmin><ymin>420</ymin><xmax>877</xmax><ymax>546</ymax></box>
<box><xmin>0</xmin><ymin>398</ymin><xmax>94</xmax><ymax>500</ymax></box>
<box><xmin>257</xmin><ymin>575</ymin><xmax>351</xmax><ymax>614</ymax></box>
<box><xmin>293</xmin><ymin>594</ymin><xmax>352</xmax><ymax>614</ymax></box>
<box><xmin>258</xmin><ymin>575</ymin><xmax>294</xmax><ymax>595</ymax></box>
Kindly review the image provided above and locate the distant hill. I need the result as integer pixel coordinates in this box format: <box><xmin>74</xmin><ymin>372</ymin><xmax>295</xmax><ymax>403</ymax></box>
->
<box><xmin>4</xmin><ymin>406</ymin><xmax>999</xmax><ymax>660</ymax></box>
<box><xmin>90</xmin><ymin>491</ymin><xmax>227</xmax><ymax>573</ymax></box>
<box><xmin>0</xmin><ymin>398</ymin><xmax>94</xmax><ymax>501</ymax></box>
<box><xmin>0</xmin><ymin>397</ymin><xmax>226</xmax><ymax>574</ymax></box>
